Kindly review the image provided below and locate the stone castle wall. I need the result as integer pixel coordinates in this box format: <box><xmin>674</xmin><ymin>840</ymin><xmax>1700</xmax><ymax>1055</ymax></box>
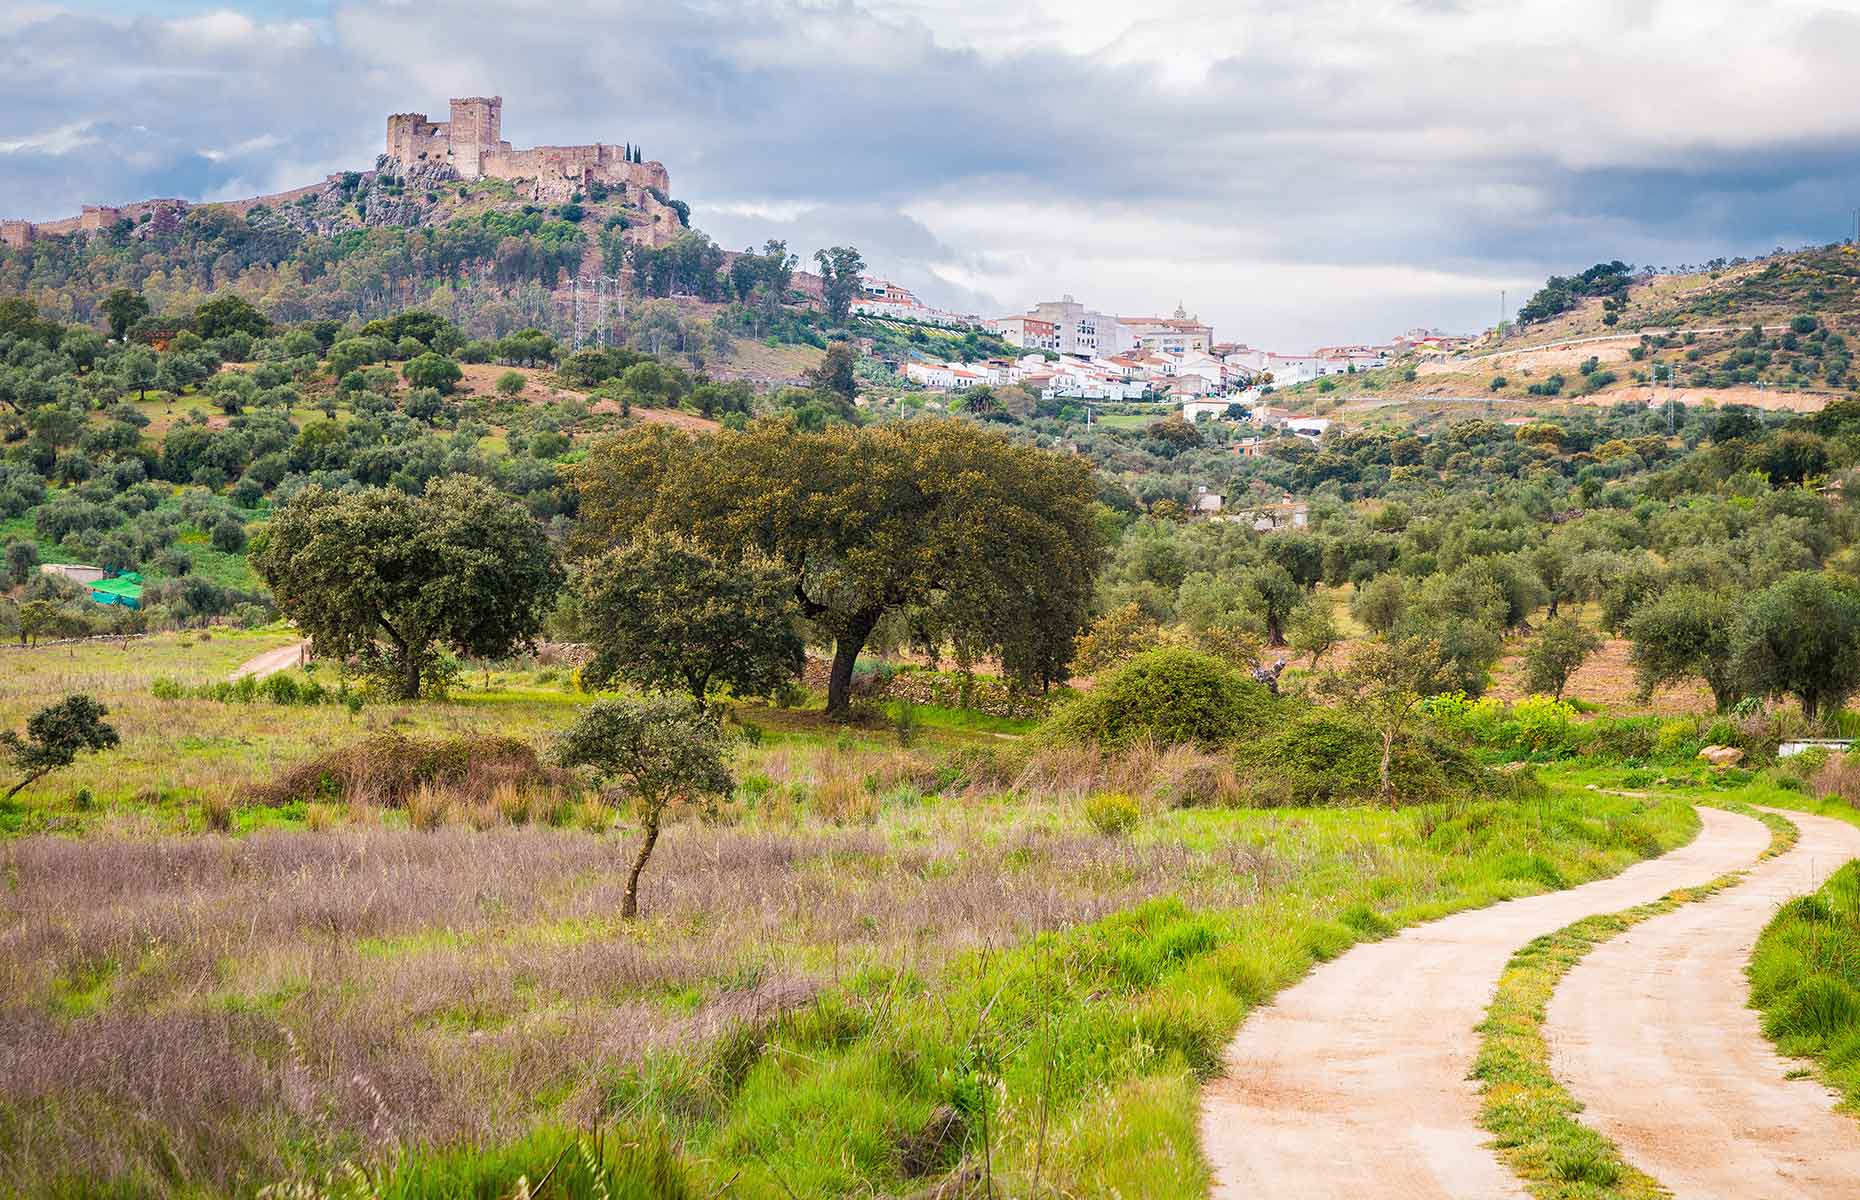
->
<box><xmin>385</xmin><ymin>97</ymin><xmax>669</xmax><ymax>196</ymax></box>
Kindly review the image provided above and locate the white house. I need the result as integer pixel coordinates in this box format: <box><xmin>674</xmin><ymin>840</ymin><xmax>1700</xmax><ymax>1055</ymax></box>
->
<box><xmin>1228</xmin><ymin>496</ymin><xmax>1310</xmax><ymax>531</ymax></box>
<box><xmin>1182</xmin><ymin>399</ymin><xmax>1239</xmax><ymax>421</ymax></box>
<box><xmin>990</xmin><ymin>314</ymin><xmax>1060</xmax><ymax>351</ymax></box>
<box><xmin>905</xmin><ymin>361</ymin><xmax>958</xmax><ymax>389</ymax></box>
<box><xmin>1286</xmin><ymin>417</ymin><xmax>1332</xmax><ymax>440</ymax></box>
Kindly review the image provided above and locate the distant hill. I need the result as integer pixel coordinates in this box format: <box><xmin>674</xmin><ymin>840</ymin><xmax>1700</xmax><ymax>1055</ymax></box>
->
<box><xmin>1278</xmin><ymin>244</ymin><xmax>1860</xmax><ymax>419</ymax></box>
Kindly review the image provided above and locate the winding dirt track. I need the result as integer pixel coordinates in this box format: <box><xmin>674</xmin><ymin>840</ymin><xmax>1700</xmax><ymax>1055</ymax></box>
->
<box><xmin>1200</xmin><ymin>808</ymin><xmax>1772</xmax><ymax>1199</ymax></box>
<box><xmin>1547</xmin><ymin>808</ymin><xmax>1860</xmax><ymax>1198</ymax></box>
<box><xmin>229</xmin><ymin>640</ymin><xmax>308</xmax><ymax>680</ymax></box>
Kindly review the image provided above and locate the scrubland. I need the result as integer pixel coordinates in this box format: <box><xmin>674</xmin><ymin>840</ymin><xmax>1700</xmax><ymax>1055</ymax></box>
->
<box><xmin>0</xmin><ymin>631</ymin><xmax>1715</xmax><ymax>1199</ymax></box>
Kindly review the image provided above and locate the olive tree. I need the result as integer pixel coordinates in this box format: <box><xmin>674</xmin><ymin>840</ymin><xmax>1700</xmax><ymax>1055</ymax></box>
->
<box><xmin>1317</xmin><ymin>637</ymin><xmax>1453</xmax><ymax>807</ymax></box>
<box><xmin>1625</xmin><ymin>587</ymin><xmax>1743</xmax><ymax>711</ymax></box>
<box><xmin>1732</xmin><ymin>573</ymin><xmax>1860</xmax><ymax>723</ymax></box>
<box><xmin>252</xmin><ymin>475</ymin><xmax>563</xmax><ymax>699</ymax></box>
<box><xmin>1523</xmin><ymin>616</ymin><xmax>1602</xmax><ymax>699</ymax></box>
<box><xmin>557</xmin><ymin>698</ymin><xmax>734</xmax><ymax>918</ymax></box>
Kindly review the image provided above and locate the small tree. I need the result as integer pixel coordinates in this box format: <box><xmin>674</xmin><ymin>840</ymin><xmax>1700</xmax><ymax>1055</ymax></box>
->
<box><xmin>17</xmin><ymin>600</ymin><xmax>60</xmax><ymax>646</ymax></box>
<box><xmin>1242</xmin><ymin>562</ymin><xmax>1303</xmax><ymax>647</ymax></box>
<box><xmin>252</xmin><ymin>476</ymin><xmax>563</xmax><ymax>699</ymax></box>
<box><xmin>1073</xmin><ymin>602</ymin><xmax>1162</xmax><ymax>675</ymax></box>
<box><xmin>557</xmin><ymin>698</ymin><xmax>734</xmax><ymax>918</ymax></box>
<box><xmin>495</xmin><ymin>370</ymin><xmax>527</xmax><ymax>398</ymax></box>
<box><xmin>1192</xmin><ymin>622</ymin><xmax>1266</xmax><ymax>672</ymax></box>
<box><xmin>580</xmin><ymin>535</ymin><xmax>804</xmax><ymax>706</ymax></box>
<box><xmin>402</xmin><ymin>353</ymin><xmax>463</xmax><ymax>394</ymax></box>
<box><xmin>102</xmin><ymin>289</ymin><xmax>149</xmax><ymax>342</ymax></box>
<box><xmin>3</xmin><ymin>694</ymin><xmax>119</xmax><ymax>800</ymax></box>
<box><xmin>1625</xmin><ymin>587</ymin><xmax>1742</xmax><ymax>711</ymax></box>
<box><xmin>1318</xmin><ymin>636</ymin><xmax>1452</xmax><ymax>806</ymax></box>
<box><xmin>1287</xmin><ymin>601</ymin><xmax>1342</xmax><ymax>669</ymax></box>
<box><xmin>1732</xmin><ymin>573</ymin><xmax>1860</xmax><ymax>724</ymax></box>
<box><xmin>1523</xmin><ymin>616</ymin><xmax>1602</xmax><ymax>699</ymax></box>
<box><xmin>1350</xmin><ymin>573</ymin><xmax>1406</xmax><ymax>634</ymax></box>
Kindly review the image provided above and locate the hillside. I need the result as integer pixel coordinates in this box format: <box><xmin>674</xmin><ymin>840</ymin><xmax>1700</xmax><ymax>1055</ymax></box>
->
<box><xmin>1276</xmin><ymin>244</ymin><xmax>1860</xmax><ymax>418</ymax></box>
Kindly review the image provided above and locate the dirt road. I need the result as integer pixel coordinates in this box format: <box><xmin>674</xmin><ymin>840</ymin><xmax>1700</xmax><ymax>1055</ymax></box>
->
<box><xmin>230</xmin><ymin>640</ymin><xmax>308</xmax><ymax>681</ymax></box>
<box><xmin>1547</xmin><ymin>808</ymin><xmax>1860</xmax><ymax>1198</ymax></box>
<box><xmin>1199</xmin><ymin>807</ymin><xmax>1771</xmax><ymax>1199</ymax></box>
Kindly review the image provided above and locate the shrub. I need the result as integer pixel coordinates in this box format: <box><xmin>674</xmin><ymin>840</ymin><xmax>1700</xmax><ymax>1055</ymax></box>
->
<box><xmin>1149</xmin><ymin>748</ymin><xmax>1243</xmax><ymax>809</ymax></box>
<box><xmin>201</xmin><ymin>793</ymin><xmax>234</xmax><ymax>832</ymax></box>
<box><xmin>1039</xmin><ymin>648</ymin><xmax>1273</xmax><ymax>750</ymax></box>
<box><xmin>1509</xmin><ymin>695</ymin><xmax>1577</xmax><ymax>755</ymax></box>
<box><xmin>811</xmin><ymin>773</ymin><xmax>878</xmax><ymax>825</ymax></box>
<box><xmin>1238</xmin><ymin>704</ymin><xmax>1486</xmax><ymax>806</ymax></box>
<box><xmin>211</xmin><ymin>517</ymin><xmax>248</xmax><ymax>553</ymax></box>
<box><xmin>1653</xmin><ymin>719</ymin><xmax>1698</xmax><ymax>759</ymax></box>
<box><xmin>1574</xmin><ymin>716</ymin><xmax>1660</xmax><ymax>761</ymax></box>
<box><xmin>1084</xmin><ymin>790</ymin><xmax>1141</xmax><ymax>835</ymax></box>
<box><xmin>243</xmin><ymin>732</ymin><xmax>575</xmax><ymax>809</ymax></box>
<box><xmin>942</xmin><ymin>743</ymin><xmax>1027</xmax><ymax>791</ymax></box>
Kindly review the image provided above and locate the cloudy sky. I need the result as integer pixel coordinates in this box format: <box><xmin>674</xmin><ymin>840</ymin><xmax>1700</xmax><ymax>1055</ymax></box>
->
<box><xmin>5</xmin><ymin>0</ymin><xmax>1860</xmax><ymax>347</ymax></box>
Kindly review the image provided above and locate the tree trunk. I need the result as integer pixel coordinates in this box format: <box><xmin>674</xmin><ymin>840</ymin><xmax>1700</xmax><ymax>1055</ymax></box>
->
<box><xmin>5</xmin><ymin>771</ymin><xmax>44</xmax><ymax>802</ymax></box>
<box><xmin>1379</xmin><ymin>727</ymin><xmax>1396</xmax><ymax>807</ymax></box>
<box><xmin>621</xmin><ymin>805</ymin><xmax>662</xmax><ymax>920</ymax></box>
<box><xmin>825</xmin><ymin>609</ymin><xmax>884</xmax><ymax>719</ymax></box>
<box><xmin>401</xmin><ymin>649</ymin><xmax>422</xmax><ymax>701</ymax></box>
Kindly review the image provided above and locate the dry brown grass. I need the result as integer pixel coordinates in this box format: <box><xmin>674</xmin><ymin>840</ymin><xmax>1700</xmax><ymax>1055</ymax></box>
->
<box><xmin>811</xmin><ymin>773</ymin><xmax>878</xmax><ymax>825</ymax></box>
<box><xmin>0</xmin><ymin>808</ymin><xmax>1286</xmax><ymax>1190</ymax></box>
<box><xmin>1812</xmin><ymin>753</ymin><xmax>1860</xmax><ymax>805</ymax></box>
<box><xmin>1012</xmin><ymin>739</ymin><xmax>1242</xmax><ymax>811</ymax></box>
<box><xmin>243</xmin><ymin>731</ymin><xmax>582</xmax><ymax>811</ymax></box>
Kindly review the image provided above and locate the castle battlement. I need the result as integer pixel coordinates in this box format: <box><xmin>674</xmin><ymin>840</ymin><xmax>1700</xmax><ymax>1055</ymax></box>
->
<box><xmin>385</xmin><ymin>96</ymin><xmax>668</xmax><ymax>199</ymax></box>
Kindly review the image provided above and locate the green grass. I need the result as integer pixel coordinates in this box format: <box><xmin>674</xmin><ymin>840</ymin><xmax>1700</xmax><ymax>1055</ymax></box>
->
<box><xmin>654</xmin><ymin>786</ymin><xmax>1698</xmax><ymax>1198</ymax></box>
<box><xmin>1473</xmin><ymin>797</ymin><xmax>1797</xmax><ymax>1199</ymax></box>
<box><xmin>1750</xmin><ymin>858</ymin><xmax>1860</xmax><ymax>1111</ymax></box>
<box><xmin>0</xmin><ymin>636</ymin><xmax>1745</xmax><ymax>1197</ymax></box>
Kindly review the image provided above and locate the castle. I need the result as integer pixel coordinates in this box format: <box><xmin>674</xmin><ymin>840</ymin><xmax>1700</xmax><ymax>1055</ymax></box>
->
<box><xmin>385</xmin><ymin>96</ymin><xmax>669</xmax><ymax>203</ymax></box>
<box><xmin>2</xmin><ymin>96</ymin><xmax>678</xmax><ymax>249</ymax></box>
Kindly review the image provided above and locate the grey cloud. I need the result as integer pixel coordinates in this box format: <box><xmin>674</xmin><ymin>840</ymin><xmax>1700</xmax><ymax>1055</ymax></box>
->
<box><xmin>5</xmin><ymin>1</ymin><xmax>1860</xmax><ymax>345</ymax></box>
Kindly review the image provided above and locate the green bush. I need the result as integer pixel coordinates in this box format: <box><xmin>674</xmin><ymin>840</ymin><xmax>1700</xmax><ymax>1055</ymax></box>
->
<box><xmin>1570</xmin><ymin>716</ymin><xmax>1660</xmax><ymax>761</ymax></box>
<box><xmin>1039</xmin><ymin>648</ymin><xmax>1273</xmax><ymax>749</ymax></box>
<box><xmin>1084</xmin><ymin>790</ymin><xmax>1141</xmax><ymax>835</ymax></box>
<box><xmin>1653</xmin><ymin>718</ymin><xmax>1697</xmax><ymax>758</ymax></box>
<box><xmin>1237</xmin><ymin>704</ymin><xmax>1486</xmax><ymax>806</ymax></box>
<box><xmin>149</xmin><ymin>672</ymin><xmax>344</xmax><ymax>708</ymax></box>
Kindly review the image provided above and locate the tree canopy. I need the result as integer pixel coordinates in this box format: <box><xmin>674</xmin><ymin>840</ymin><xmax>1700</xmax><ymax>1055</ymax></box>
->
<box><xmin>580</xmin><ymin>533</ymin><xmax>804</xmax><ymax>705</ymax></box>
<box><xmin>575</xmin><ymin>418</ymin><xmax>1105</xmax><ymax>714</ymax></box>
<box><xmin>252</xmin><ymin>475</ymin><xmax>562</xmax><ymax>699</ymax></box>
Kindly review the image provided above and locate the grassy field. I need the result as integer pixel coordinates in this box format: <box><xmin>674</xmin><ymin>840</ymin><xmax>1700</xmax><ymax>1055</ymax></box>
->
<box><xmin>0</xmin><ymin>632</ymin><xmax>1717</xmax><ymax>1198</ymax></box>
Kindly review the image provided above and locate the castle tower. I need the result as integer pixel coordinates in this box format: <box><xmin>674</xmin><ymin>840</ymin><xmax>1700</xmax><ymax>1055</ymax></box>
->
<box><xmin>448</xmin><ymin>96</ymin><xmax>502</xmax><ymax>180</ymax></box>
